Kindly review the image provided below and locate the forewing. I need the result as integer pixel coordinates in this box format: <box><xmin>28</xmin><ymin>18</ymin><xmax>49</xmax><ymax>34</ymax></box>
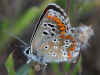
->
<box><xmin>30</xmin><ymin>3</ymin><xmax>70</xmax><ymax>51</ymax></box>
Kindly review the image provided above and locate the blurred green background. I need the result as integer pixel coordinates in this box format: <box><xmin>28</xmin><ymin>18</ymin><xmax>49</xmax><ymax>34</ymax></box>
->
<box><xmin>0</xmin><ymin>0</ymin><xmax>100</xmax><ymax>75</ymax></box>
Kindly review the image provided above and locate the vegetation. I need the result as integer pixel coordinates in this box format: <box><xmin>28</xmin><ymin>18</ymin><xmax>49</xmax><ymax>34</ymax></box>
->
<box><xmin>0</xmin><ymin>0</ymin><xmax>96</xmax><ymax>75</ymax></box>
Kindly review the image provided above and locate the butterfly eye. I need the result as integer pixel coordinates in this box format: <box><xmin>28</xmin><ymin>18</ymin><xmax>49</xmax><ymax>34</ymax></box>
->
<box><xmin>26</xmin><ymin>49</ymin><xmax>30</xmax><ymax>54</ymax></box>
<box><xmin>24</xmin><ymin>47</ymin><xmax>31</xmax><ymax>55</ymax></box>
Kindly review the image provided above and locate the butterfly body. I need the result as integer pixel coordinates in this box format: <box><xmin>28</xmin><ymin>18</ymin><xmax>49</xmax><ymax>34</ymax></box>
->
<box><xmin>24</xmin><ymin>3</ymin><xmax>94</xmax><ymax>69</ymax></box>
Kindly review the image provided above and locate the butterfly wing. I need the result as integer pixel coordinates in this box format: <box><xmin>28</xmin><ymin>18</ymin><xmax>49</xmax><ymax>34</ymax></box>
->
<box><xmin>30</xmin><ymin>3</ymin><xmax>80</xmax><ymax>63</ymax></box>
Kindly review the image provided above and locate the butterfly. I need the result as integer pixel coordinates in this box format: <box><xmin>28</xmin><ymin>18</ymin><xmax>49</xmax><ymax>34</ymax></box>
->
<box><xmin>24</xmin><ymin>3</ymin><xmax>94</xmax><ymax>70</ymax></box>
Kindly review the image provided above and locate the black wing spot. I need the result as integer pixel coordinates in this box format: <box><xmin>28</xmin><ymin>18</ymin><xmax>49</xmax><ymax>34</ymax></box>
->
<box><xmin>43</xmin><ymin>31</ymin><xmax>49</xmax><ymax>35</ymax></box>
<box><xmin>51</xmin><ymin>33</ymin><xmax>55</xmax><ymax>36</ymax></box>
<box><xmin>44</xmin><ymin>23</ymin><xmax>47</xmax><ymax>26</ymax></box>
<box><xmin>54</xmin><ymin>39</ymin><xmax>57</xmax><ymax>42</ymax></box>
<box><xmin>48</xmin><ymin>23</ymin><xmax>55</xmax><ymax>27</ymax></box>
<box><xmin>45</xmin><ymin>46</ymin><xmax>48</xmax><ymax>49</ymax></box>
<box><xmin>53</xmin><ymin>53</ymin><xmax>56</xmax><ymax>56</ymax></box>
<box><xmin>64</xmin><ymin>40</ymin><xmax>70</xmax><ymax>44</ymax></box>
<box><xmin>43</xmin><ymin>32</ymin><xmax>48</xmax><ymax>35</ymax></box>
<box><xmin>64</xmin><ymin>52</ymin><xmax>66</xmax><ymax>55</ymax></box>
<box><xmin>65</xmin><ymin>40</ymin><xmax>69</xmax><ymax>43</ymax></box>
<box><xmin>44</xmin><ymin>45</ymin><xmax>49</xmax><ymax>50</ymax></box>
<box><xmin>65</xmin><ymin>45</ymin><xmax>69</xmax><ymax>48</ymax></box>
<box><xmin>52</xmin><ymin>28</ymin><xmax>56</xmax><ymax>31</ymax></box>
<box><xmin>63</xmin><ymin>52</ymin><xmax>67</xmax><ymax>56</ymax></box>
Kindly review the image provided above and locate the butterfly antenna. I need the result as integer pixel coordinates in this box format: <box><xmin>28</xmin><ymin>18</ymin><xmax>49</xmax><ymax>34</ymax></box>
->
<box><xmin>4</xmin><ymin>30</ymin><xmax>28</xmax><ymax>46</ymax></box>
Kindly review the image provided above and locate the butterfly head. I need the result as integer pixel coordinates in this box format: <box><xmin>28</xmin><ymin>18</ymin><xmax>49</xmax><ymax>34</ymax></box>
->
<box><xmin>24</xmin><ymin>46</ymin><xmax>31</xmax><ymax>57</ymax></box>
<box><xmin>24</xmin><ymin>46</ymin><xmax>45</xmax><ymax>64</ymax></box>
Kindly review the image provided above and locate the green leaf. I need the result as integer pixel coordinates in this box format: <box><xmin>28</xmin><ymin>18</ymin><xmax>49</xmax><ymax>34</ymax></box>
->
<box><xmin>5</xmin><ymin>53</ymin><xmax>15</xmax><ymax>75</ymax></box>
<box><xmin>64</xmin><ymin>62</ymin><xmax>71</xmax><ymax>72</ymax></box>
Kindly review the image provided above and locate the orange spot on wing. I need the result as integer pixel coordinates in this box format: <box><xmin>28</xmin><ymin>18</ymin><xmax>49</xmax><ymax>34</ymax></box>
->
<box><xmin>65</xmin><ymin>35</ymin><xmax>72</xmax><ymax>39</ymax></box>
<box><xmin>47</xmin><ymin>15</ymin><xmax>52</xmax><ymax>19</ymax></box>
<box><xmin>68</xmin><ymin>52</ymin><xmax>72</xmax><ymax>59</ymax></box>
<box><xmin>71</xmin><ymin>42</ymin><xmax>76</xmax><ymax>50</ymax></box>
<box><xmin>57</xmin><ymin>23</ymin><xmax>64</xmax><ymax>27</ymax></box>
<box><xmin>71</xmin><ymin>38</ymin><xmax>75</xmax><ymax>42</ymax></box>
<box><xmin>46</xmin><ymin>14</ymin><xmax>67</xmax><ymax>35</ymax></box>
<box><xmin>59</xmin><ymin>34</ymin><xmax>65</xmax><ymax>39</ymax></box>
<box><xmin>69</xmin><ymin>46</ymin><xmax>75</xmax><ymax>51</ymax></box>
<box><xmin>59</xmin><ymin>26</ymin><xmax>66</xmax><ymax>31</ymax></box>
<box><xmin>52</xmin><ymin>16</ymin><xmax>61</xmax><ymax>24</ymax></box>
<box><xmin>56</xmin><ymin>19</ymin><xmax>61</xmax><ymax>24</ymax></box>
<box><xmin>60</xmin><ymin>31</ymin><xmax>66</xmax><ymax>34</ymax></box>
<box><xmin>66</xmin><ymin>26</ymin><xmax>67</xmax><ymax>31</ymax></box>
<box><xmin>52</xmin><ymin>16</ymin><xmax>57</xmax><ymax>21</ymax></box>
